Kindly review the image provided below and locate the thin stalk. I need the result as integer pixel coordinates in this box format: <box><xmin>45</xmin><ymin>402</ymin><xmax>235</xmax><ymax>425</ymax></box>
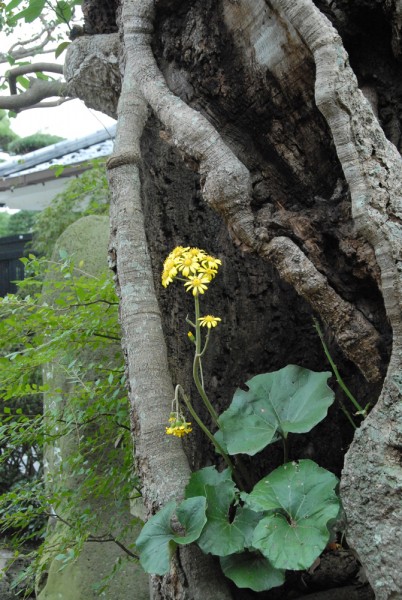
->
<box><xmin>199</xmin><ymin>329</ymin><xmax>211</xmax><ymax>357</ymax></box>
<box><xmin>313</xmin><ymin>319</ymin><xmax>365</xmax><ymax>416</ymax></box>
<box><xmin>177</xmin><ymin>386</ymin><xmax>234</xmax><ymax>471</ymax></box>
<box><xmin>193</xmin><ymin>296</ymin><xmax>219</xmax><ymax>425</ymax></box>
<box><xmin>337</xmin><ymin>397</ymin><xmax>358</xmax><ymax>430</ymax></box>
<box><xmin>282</xmin><ymin>434</ymin><xmax>289</xmax><ymax>464</ymax></box>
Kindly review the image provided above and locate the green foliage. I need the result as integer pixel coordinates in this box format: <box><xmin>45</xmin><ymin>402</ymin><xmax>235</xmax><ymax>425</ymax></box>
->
<box><xmin>55</xmin><ymin>40</ymin><xmax>70</xmax><ymax>58</ymax></box>
<box><xmin>136</xmin><ymin>498</ymin><xmax>207</xmax><ymax>575</ymax></box>
<box><xmin>0</xmin><ymin>109</ymin><xmax>19</xmax><ymax>151</ymax></box>
<box><xmin>137</xmin><ymin>249</ymin><xmax>343</xmax><ymax>592</ymax></box>
<box><xmin>186</xmin><ymin>470</ymin><xmax>260</xmax><ymax>557</ymax></box>
<box><xmin>184</xmin><ymin>465</ymin><xmax>231</xmax><ymax>497</ymax></box>
<box><xmin>137</xmin><ymin>366</ymin><xmax>340</xmax><ymax>592</ymax></box>
<box><xmin>4</xmin><ymin>0</ymin><xmax>81</xmax><ymax>28</ymax></box>
<box><xmin>7</xmin><ymin>133</ymin><xmax>64</xmax><ymax>155</ymax></box>
<box><xmin>6</xmin><ymin>209</ymin><xmax>37</xmax><ymax>234</ymax></box>
<box><xmin>0</xmin><ymin>254</ymin><xmax>138</xmax><ymax>592</ymax></box>
<box><xmin>217</xmin><ymin>365</ymin><xmax>334</xmax><ymax>456</ymax></box>
<box><xmin>244</xmin><ymin>460</ymin><xmax>340</xmax><ymax>570</ymax></box>
<box><xmin>0</xmin><ymin>212</ymin><xmax>11</xmax><ymax>236</ymax></box>
<box><xmin>32</xmin><ymin>159</ymin><xmax>110</xmax><ymax>256</ymax></box>
<box><xmin>220</xmin><ymin>552</ymin><xmax>285</xmax><ymax>592</ymax></box>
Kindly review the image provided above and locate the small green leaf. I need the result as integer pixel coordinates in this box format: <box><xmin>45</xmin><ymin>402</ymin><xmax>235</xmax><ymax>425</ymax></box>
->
<box><xmin>220</xmin><ymin>552</ymin><xmax>285</xmax><ymax>592</ymax></box>
<box><xmin>55</xmin><ymin>41</ymin><xmax>70</xmax><ymax>59</ymax></box>
<box><xmin>58</xmin><ymin>249</ymin><xmax>68</xmax><ymax>260</ymax></box>
<box><xmin>55</xmin><ymin>553</ymin><xmax>66</xmax><ymax>561</ymax></box>
<box><xmin>14</xmin><ymin>0</ymin><xmax>46</xmax><ymax>22</ymax></box>
<box><xmin>5</xmin><ymin>0</ymin><xmax>23</xmax><ymax>11</ymax></box>
<box><xmin>55</xmin><ymin>0</ymin><xmax>72</xmax><ymax>22</ymax></box>
<box><xmin>244</xmin><ymin>460</ymin><xmax>340</xmax><ymax>570</ymax></box>
<box><xmin>136</xmin><ymin>497</ymin><xmax>207</xmax><ymax>575</ymax></box>
<box><xmin>218</xmin><ymin>365</ymin><xmax>334</xmax><ymax>456</ymax></box>
<box><xmin>16</xmin><ymin>75</ymin><xmax>30</xmax><ymax>89</ymax></box>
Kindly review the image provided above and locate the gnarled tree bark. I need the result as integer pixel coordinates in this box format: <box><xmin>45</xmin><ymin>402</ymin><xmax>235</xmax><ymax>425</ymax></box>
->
<box><xmin>2</xmin><ymin>0</ymin><xmax>402</xmax><ymax>598</ymax></box>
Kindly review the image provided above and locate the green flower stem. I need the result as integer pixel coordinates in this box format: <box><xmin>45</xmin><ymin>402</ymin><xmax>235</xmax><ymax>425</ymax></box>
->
<box><xmin>176</xmin><ymin>385</ymin><xmax>234</xmax><ymax>471</ymax></box>
<box><xmin>313</xmin><ymin>319</ymin><xmax>365</xmax><ymax>417</ymax></box>
<box><xmin>185</xmin><ymin>315</ymin><xmax>196</xmax><ymax>328</ymax></box>
<box><xmin>282</xmin><ymin>434</ymin><xmax>289</xmax><ymax>464</ymax></box>
<box><xmin>336</xmin><ymin>397</ymin><xmax>358</xmax><ymax>430</ymax></box>
<box><xmin>193</xmin><ymin>296</ymin><xmax>219</xmax><ymax>426</ymax></box>
<box><xmin>199</xmin><ymin>329</ymin><xmax>211</xmax><ymax>357</ymax></box>
<box><xmin>194</xmin><ymin>294</ymin><xmax>202</xmax><ymax>355</ymax></box>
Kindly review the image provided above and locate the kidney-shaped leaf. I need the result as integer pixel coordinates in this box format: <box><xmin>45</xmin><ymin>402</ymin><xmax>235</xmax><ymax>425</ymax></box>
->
<box><xmin>136</xmin><ymin>497</ymin><xmax>207</xmax><ymax>575</ymax></box>
<box><xmin>185</xmin><ymin>465</ymin><xmax>232</xmax><ymax>499</ymax></box>
<box><xmin>243</xmin><ymin>460</ymin><xmax>340</xmax><ymax>570</ymax></box>
<box><xmin>196</xmin><ymin>480</ymin><xmax>260</xmax><ymax>556</ymax></box>
<box><xmin>220</xmin><ymin>552</ymin><xmax>285</xmax><ymax>592</ymax></box>
<box><xmin>218</xmin><ymin>365</ymin><xmax>334</xmax><ymax>455</ymax></box>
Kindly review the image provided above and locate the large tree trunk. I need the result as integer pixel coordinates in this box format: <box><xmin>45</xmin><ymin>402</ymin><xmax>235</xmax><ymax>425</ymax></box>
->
<box><xmin>62</xmin><ymin>0</ymin><xmax>402</xmax><ymax>597</ymax></box>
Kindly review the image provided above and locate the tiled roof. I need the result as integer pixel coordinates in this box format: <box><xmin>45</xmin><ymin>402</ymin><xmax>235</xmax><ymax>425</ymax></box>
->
<box><xmin>0</xmin><ymin>124</ymin><xmax>116</xmax><ymax>210</ymax></box>
<box><xmin>0</xmin><ymin>124</ymin><xmax>116</xmax><ymax>179</ymax></box>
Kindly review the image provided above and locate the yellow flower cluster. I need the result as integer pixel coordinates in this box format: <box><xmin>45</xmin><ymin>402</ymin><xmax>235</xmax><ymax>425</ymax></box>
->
<box><xmin>162</xmin><ymin>246</ymin><xmax>222</xmax><ymax>295</ymax></box>
<box><xmin>166</xmin><ymin>416</ymin><xmax>192</xmax><ymax>437</ymax></box>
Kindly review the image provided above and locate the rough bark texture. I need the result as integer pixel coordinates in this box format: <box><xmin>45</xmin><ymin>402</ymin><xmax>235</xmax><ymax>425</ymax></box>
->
<box><xmin>106</xmin><ymin>2</ymin><xmax>232</xmax><ymax>598</ymax></box>
<box><xmin>56</xmin><ymin>0</ymin><xmax>402</xmax><ymax>597</ymax></box>
<box><xmin>267</xmin><ymin>2</ymin><xmax>402</xmax><ymax>598</ymax></box>
<box><xmin>64</xmin><ymin>33</ymin><xmax>121</xmax><ymax>118</ymax></box>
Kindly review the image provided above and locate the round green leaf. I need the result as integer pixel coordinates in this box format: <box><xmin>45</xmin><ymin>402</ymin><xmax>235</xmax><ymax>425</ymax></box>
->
<box><xmin>185</xmin><ymin>465</ymin><xmax>232</xmax><ymax>499</ymax></box>
<box><xmin>136</xmin><ymin>497</ymin><xmax>207</xmax><ymax>575</ymax></box>
<box><xmin>245</xmin><ymin>460</ymin><xmax>340</xmax><ymax>570</ymax></box>
<box><xmin>197</xmin><ymin>481</ymin><xmax>260</xmax><ymax>556</ymax></box>
<box><xmin>218</xmin><ymin>365</ymin><xmax>334</xmax><ymax>455</ymax></box>
<box><xmin>220</xmin><ymin>552</ymin><xmax>285</xmax><ymax>592</ymax></box>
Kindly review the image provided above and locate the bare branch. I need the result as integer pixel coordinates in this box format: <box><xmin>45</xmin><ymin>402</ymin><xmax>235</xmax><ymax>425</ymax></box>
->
<box><xmin>7</xmin><ymin>62</ymin><xmax>64</xmax><ymax>95</ymax></box>
<box><xmin>0</xmin><ymin>18</ymin><xmax>59</xmax><ymax>64</ymax></box>
<box><xmin>16</xmin><ymin>97</ymin><xmax>72</xmax><ymax>111</ymax></box>
<box><xmin>0</xmin><ymin>78</ymin><xmax>68</xmax><ymax>111</ymax></box>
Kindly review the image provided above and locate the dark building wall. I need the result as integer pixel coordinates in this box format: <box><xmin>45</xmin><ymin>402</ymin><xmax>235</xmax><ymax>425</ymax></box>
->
<box><xmin>0</xmin><ymin>234</ymin><xmax>32</xmax><ymax>297</ymax></box>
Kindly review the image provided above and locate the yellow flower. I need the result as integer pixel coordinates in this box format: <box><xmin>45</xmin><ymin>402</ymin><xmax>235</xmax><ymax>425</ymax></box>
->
<box><xmin>202</xmin><ymin>255</ymin><xmax>222</xmax><ymax>270</ymax></box>
<box><xmin>172</xmin><ymin>246</ymin><xmax>188</xmax><ymax>256</ymax></box>
<box><xmin>165</xmin><ymin>417</ymin><xmax>192</xmax><ymax>437</ymax></box>
<box><xmin>177</xmin><ymin>254</ymin><xmax>200</xmax><ymax>277</ymax></box>
<box><xmin>162</xmin><ymin>257</ymin><xmax>179</xmax><ymax>287</ymax></box>
<box><xmin>184</xmin><ymin>275</ymin><xmax>210</xmax><ymax>296</ymax></box>
<box><xmin>198</xmin><ymin>315</ymin><xmax>222</xmax><ymax>328</ymax></box>
<box><xmin>164</xmin><ymin>257</ymin><xmax>178</xmax><ymax>272</ymax></box>
<box><xmin>188</xmin><ymin>247</ymin><xmax>205</xmax><ymax>259</ymax></box>
<box><xmin>198</xmin><ymin>265</ymin><xmax>218</xmax><ymax>280</ymax></box>
<box><xmin>162</xmin><ymin>247</ymin><xmax>221</xmax><ymax>290</ymax></box>
<box><xmin>162</xmin><ymin>273</ymin><xmax>173</xmax><ymax>287</ymax></box>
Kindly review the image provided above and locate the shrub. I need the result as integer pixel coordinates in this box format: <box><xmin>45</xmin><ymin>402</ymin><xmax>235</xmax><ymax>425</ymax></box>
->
<box><xmin>7</xmin><ymin>134</ymin><xmax>65</xmax><ymax>155</ymax></box>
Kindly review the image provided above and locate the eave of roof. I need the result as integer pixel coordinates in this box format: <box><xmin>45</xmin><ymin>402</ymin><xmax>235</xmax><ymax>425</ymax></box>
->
<box><xmin>0</xmin><ymin>124</ymin><xmax>116</xmax><ymax>179</ymax></box>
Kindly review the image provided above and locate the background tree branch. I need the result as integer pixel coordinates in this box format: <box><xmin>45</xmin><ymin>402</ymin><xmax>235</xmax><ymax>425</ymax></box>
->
<box><xmin>0</xmin><ymin>78</ymin><xmax>68</xmax><ymax>111</ymax></box>
<box><xmin>0</xmin><ymin>63</ymin><xmax>67</xmax><ymax>112</ymax></box>
<box><xmin>0</xmin><ymin>20</ymin><xmax>58</xmax><ymax>64</ymax></box>
<box><xmin>7</xmin><ymin>63</ymin><xmax>64</xmax><ymax>95</ymax></box>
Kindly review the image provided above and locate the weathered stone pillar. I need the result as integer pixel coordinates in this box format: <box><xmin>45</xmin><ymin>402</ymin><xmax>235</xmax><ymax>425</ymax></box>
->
<box><xmin>37</xmin><ymin>216</ymin><xmax>149</xmax><ymax>600</ymax></box>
